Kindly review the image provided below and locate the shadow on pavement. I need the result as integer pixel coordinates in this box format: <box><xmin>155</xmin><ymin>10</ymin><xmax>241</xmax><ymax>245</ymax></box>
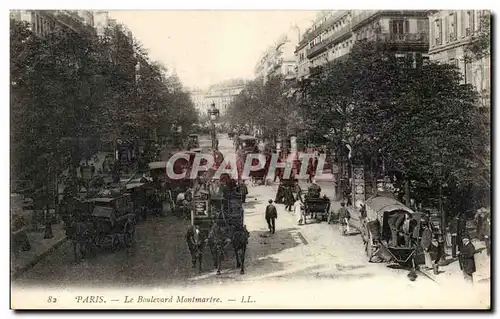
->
<box><xmin>242</xmin><ymin>199</ymin><xmax>263</xmax><ymax>209</ymax></box>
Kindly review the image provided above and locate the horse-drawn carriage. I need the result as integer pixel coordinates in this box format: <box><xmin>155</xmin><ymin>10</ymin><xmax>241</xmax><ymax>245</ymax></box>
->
<box><xmin>187</xmin><ymin>176</ymin><xmax>249</xmax><ymax>275</ymax></box>
<box><xmin>361</xmin><ymin>196</ymin><xmax>422</xmax><ymax>269</ymax></box>
<box><xmin>303</xmin><ymin>195</ymin><xmax>331</xmax><ymax>222</ymax></box>
<box><xmin>66</xmin><ymin>193</ymin><xmax>136</xmax><ymax>263</ymax></box>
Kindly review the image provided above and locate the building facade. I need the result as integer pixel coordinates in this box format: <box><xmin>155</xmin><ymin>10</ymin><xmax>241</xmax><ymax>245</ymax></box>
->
<box><xmin>254</xmin><ymin>27</ymin><xmax>301</xmax><ymax>84</ymax></box>
<box><xmin>428</xmin><ymin>10</ymin><xmax>490</xmax><ymax>108</ymax></box>
<box><xmin>295</xmin><ymin>10</ymin><xmax>430</xmax><ymax>79</ymax></box>
<box><xmin>10</xmin><ymin>10</ymin><xmax>99</xmax><ymax>36</ymax></box>
<box><xmin>189</xmin><ymin>80</ymin><xmax>246</xmax><ymax>117</ymax></box>
<box><xmin>188</xmin><ymin>88</ymin><xmax>207</xmax><ymax>116</ymax></box>
<box><xmin>94</xmin><ymin>10</ymin><xmax>110</xmax><ymax>36</ymax></box>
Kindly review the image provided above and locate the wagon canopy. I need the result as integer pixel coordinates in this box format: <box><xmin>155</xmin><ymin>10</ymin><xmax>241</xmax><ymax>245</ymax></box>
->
<box><xmin>365</xmin><ymin>196</ymin><xmax>414</xmax><ymax>221</ymax></box>
<box><xmin>239</xmin><ymin>135</ymin><xmax>256</xmax><ymax>140</ymax></box>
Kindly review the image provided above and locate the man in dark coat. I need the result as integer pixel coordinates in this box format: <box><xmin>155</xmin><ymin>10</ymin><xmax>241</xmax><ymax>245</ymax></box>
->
<box><xmin>284</xmin><ymin>186</ymin><xmax>295</xmax><ymax>212</ymax></box>
<box><xmin>449</xmin><ymin>213</ymin><xmax>466</xmax><ymax>258</ymax></box>
<box><xmin>265</xmin><ymin>199</ymin><xmax>278</xmax><ymax>234</ymax></box>
<box><xmin>458</xmin><ymin>235</ymin><xmax>476</xmax><ymax>283</ymax></box>
<box><xmin>240</xmin><ymin>181</ymin><xmax>248</xmax><ymax>203</ymax></box>
<box><xmin>307</xmin><ymin>180</ymin><xmax>321</xmax><ymax>199</ymax></box>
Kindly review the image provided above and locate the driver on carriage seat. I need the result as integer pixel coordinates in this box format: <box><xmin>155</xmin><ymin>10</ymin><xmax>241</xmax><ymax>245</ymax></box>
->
<box><xmin>307</xmin><ymin>179</ymin><xmax>321</xmax><ymax>198</ymax></box>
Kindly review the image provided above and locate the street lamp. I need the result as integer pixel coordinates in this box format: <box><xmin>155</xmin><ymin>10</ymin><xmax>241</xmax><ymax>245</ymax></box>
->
<box><xmin>208</xmin><ymin>102</ymin><xmax>220</xmax><ymax>150</ymax></box>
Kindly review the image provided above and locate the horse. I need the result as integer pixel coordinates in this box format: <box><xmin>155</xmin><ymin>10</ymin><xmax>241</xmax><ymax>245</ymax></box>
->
<box><xmin>186</xmin><ymin>225</ymin><xmax>206</xmax><ymax>272</ymax></box>
<box><xmin>64</xmin><ymin>216</ymin><xmax>96</xmax><ymax>263</ymax></box>
<box><xmin>207</xmin><ymin>222</ymin><xmax>228</xmax><ymax>275</ymax></box>
<box><xmin>208</xmin><ymin>222</ymin><xmax>250</xmax><ymax>275</ymax></box>
<box><xmin>232</xmin><ymin>225</ymin><xmax>250</xmax><ymax>274</ymax></box>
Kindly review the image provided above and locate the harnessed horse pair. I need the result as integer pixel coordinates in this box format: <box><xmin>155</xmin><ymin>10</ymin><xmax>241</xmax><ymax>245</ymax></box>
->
<box><xmin>186</xmin><ymin>222</ymin><xmax>249</xmax><ymax>275</ymax></box>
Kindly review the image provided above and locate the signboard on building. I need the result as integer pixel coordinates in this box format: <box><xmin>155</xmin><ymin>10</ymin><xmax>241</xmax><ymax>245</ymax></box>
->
<box><xmin>352</xmin><ymin>166</ymin><xmax>365</xmax><ymax>208</ymax></box>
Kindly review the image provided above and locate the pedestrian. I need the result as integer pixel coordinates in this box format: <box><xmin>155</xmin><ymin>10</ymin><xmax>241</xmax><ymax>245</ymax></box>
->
<box><xmin>294</xmin><ymin>196</ymin><xmax>305</xmax><ymax>225</ymax></box>
<box><xmin>388</xmin><ymin>212</ymin><xmax>405</xmax><ymax>247</ymax></box>
<box><xmin>359</xmin><ymin>204</ymin><xmax>367</xmax><ymax>220</ymax></box>
<box><xmin>402</xmin><ymin>212</ymin><xmax>417</xmax><ymax>247</ymax></box>
<box><xmin>420</xmin><ymin>220</ymin><xmax>433</xmax><ymax>270</ymax></box>
<box><xmin>482</xmin><ymin>213</ymin><xmax>490</xmax><ymax>256</ymax></box>
<box><xmin>458</xmin><ymin>235</ymin><xmax>476</xmax><ymax>283</ymax></box>
<box><xmin>265</xmin><ymin>199</ymin><xmax>277</xmax><ymax>234</ymax></box>
<box><xmin>284</xmin><ymin>186</ymin><xmax>295</xmax><ymax>212</ymax></box>
<box><xmin>307</xmin><ymin>179</ymin><xmax>321</xmax><ymax>198</ymax></box>
<box><xmin>90</xmin><ymin>163</ymin><xmax>96</xmax><ymax>178</ymax></box>
<box><xmin>433</xmin><ymin>233</ymin><xmax>445</xmax><ymax>274</ymax></box>
<box><xmin>240</xmin><ymin>181</ymin><xmax>248</xmax><ymax>203</ymax></box>
<box><xmin>338</xmin><ymin>202</ymin><xmax>350</xmax><ymax>235</ymax></box>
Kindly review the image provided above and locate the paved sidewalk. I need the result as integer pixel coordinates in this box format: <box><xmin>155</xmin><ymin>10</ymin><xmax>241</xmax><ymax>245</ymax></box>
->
<box><xmin>11</xmin><ymin>222</ymin><xmax>67</xmax><ymax>279</ymax></box>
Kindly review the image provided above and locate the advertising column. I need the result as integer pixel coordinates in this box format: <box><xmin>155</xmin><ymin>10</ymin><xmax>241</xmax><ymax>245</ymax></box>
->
<box><xmin>352</xmin><ymin>166</ymin><xmax>365</xmax><ymax>209</ymax></box>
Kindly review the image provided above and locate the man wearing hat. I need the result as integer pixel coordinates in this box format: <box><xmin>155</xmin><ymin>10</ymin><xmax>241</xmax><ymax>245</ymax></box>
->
<box><xmin>307</xmin><ymin>179</ymin><xmax>321</xmax><ymax>199</ymax></box>
<box><xmin>458</xmin><ymin>235</ymin><xmax>476</xmax><ymax>283</ymax></box>
<box><xmin>265</xmin><ymin>199</ymin><xmax>278</xmax><ymax>234</ymax></box>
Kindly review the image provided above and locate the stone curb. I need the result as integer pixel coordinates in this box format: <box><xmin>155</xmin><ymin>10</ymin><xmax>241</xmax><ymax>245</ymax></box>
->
<box><xmin>11</xmin><ymin>236</ymin><xmax>68</xmax><ymax>280</ymax></box>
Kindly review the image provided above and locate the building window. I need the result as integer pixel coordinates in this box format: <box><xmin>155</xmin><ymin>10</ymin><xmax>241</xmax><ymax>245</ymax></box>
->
<box><xmin>435</xmin><ymin>19</ymin><xmax>442</xmax><ymax>45</ymax></box>
<box><xmin>417</xmin><ymin>20</ymin><xmax>426</xmax><ymax>33</ymax></box>
<box><xmin>449</xmin><ymin>12</ymin><xmax>457</xmax><ymax>41</ymax></box>
<box><xmin>390</xmin><ymin>19</ymin><xmax>409</xmax><ymax>35</ymax></box>
<box><xmin>466</xmin><ymin>11</ymin><xmax>473</xmax><ymax>36</ymax></box>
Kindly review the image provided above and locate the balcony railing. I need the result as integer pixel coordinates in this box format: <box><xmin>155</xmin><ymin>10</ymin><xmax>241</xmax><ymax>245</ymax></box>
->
<box><xmin>377</xmin><ymin>32</ymin><xmax>429</xmax><ymax>45</ymax></box>
<box><xmin>306</xmin><ymin>25</ymin><xmax>352</xmax><ymax>59</ymax></box>
<box><xmin>351</xmin><ymin>10</ymin><xmax>427</xmax><ymax>29</ymax></box>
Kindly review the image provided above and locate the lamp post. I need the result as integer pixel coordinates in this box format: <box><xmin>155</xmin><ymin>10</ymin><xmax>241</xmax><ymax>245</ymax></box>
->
<box><xmin>208</xmin><ymin>102</ymin><xmax>220</xmax><ymax>150</ymax></box>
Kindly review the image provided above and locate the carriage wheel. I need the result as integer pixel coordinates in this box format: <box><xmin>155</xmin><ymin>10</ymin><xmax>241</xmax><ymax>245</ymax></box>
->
<box><xmin>111</xmin><ymin>235</ymin><xmax>120</xmax><ymax>252</ymax></box>
<box><xmin>124</xmin><ymin>223</ymin><xmax>135</xmax><ymax>247</ymax></box>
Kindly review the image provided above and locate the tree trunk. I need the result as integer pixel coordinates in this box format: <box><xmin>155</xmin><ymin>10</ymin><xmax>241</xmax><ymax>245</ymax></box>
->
<box><xmin>372</xmin><ymin>154</ymin><xmax>378</xmax><ymax>197</ymax></box>
<box><xmin>335</xmin><ymin>138</ymin><xmax>343</xmax><ymax>202</ymax></box>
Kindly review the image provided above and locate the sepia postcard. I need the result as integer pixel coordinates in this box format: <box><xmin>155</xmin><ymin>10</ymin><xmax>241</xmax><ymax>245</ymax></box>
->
<box><xmin>9</xmin><ymin>8</ymin><xmax>491</xmax><ymax>310</ymax></box>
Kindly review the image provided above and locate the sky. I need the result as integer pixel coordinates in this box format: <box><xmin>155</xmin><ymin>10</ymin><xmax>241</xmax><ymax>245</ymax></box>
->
<box><xmin>109</xmin><ymin>11</ymin><xmax>318</xmax><ymax>89</ymax></box>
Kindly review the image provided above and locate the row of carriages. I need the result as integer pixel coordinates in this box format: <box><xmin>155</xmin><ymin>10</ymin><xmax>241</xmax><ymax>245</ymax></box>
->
<box><xmin>64</xmin><ymin>150</ymin><xmax>201</xmax><ymax>262</ymax></box>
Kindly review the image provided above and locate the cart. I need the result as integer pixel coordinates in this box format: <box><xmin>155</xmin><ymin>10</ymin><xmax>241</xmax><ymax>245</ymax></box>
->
<box><xmin>361</xmin><ymin>196</ymin><xmax>422</xmax><ymax>269</ymax></box>
<box><xmin>304</xmin><ymin>196</ymin><xmax>331</xmax><ymax>222</ymax></box>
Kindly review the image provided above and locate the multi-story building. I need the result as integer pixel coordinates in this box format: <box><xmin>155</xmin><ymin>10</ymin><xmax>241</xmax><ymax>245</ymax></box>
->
<box><xmin>204</xmin><ymin>83</ymin><xmax>245</xmax><ymax>116</ymax></box>
<box><xmin>254</xmin><ymin>49</ymin><xmax>271</xmax><ymax>82</ymax></box>
<box><xmin>188</xmin><ymin>88</ymin><xmax>207</xmax><ymax>115</ymax></box>
<box><xmin>94</xmin><ymin>10</ymin><xmax>110</xmax><ymax>36</ymax></box>
<box><xmin>296</xmin><ymin>10</ymin><xmax>430</xmax><ymax>79</ymax></box>
<box><xmin>10</xmin><ymin>10</ymin><xmax>98</xmax><ymax>36</ymax></box>
<box><xmin>254</xmin><ymin>27</ymin><xmax>301</xmax><ymax>84</ymax></box>
<box><xmin>189</xmin><ymin>80</ymin><xmax>246</xmax><ymax>117</ymax></box>
<box><xmin>10</xmin><ymin>10</ymin><xmax>57</xmax><ymax>37</ymax></box>
<box><xmin>428</xmin><ymin>10</ymin><xmax>490</xmax><ymax>109</ymax></box>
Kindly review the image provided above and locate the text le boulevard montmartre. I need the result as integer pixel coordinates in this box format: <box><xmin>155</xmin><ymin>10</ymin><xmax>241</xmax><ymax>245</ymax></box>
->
<box><xmin>119</xmin><ymin>295</ymin><xmax>255</xmax><ymax>304</ymax></box>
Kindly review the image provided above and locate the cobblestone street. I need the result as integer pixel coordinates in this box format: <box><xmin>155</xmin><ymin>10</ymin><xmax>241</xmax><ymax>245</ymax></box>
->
<box><xmin>12</xmin><ymin>135</ymin><xmax>490</xmax><ymax>309</ymax></box>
